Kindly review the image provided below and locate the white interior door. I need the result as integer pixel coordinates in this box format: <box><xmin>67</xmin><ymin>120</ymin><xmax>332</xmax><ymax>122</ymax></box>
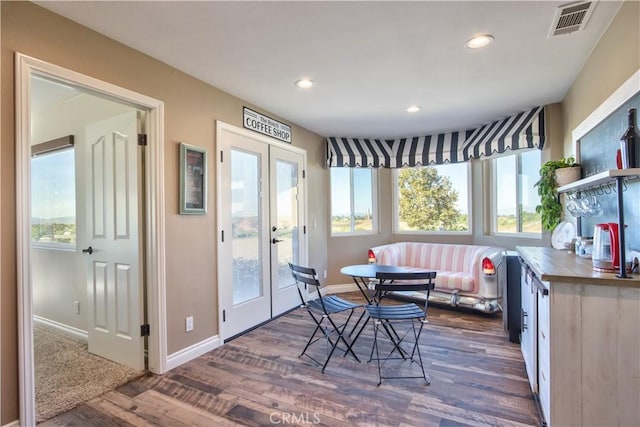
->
<box><xmin>217</xmin><ymin>123</ymin><xmax>307</xmax><ymax>339</ymax></box>
<box><xmin>270</xmin><ymin>146</ymin><xmax>305</xmax><ymax>316</ymax></box>
<box><xmin>85</xmin><ymin>110</ymin><xmax>144</xmax><ymax>370</ymax></box>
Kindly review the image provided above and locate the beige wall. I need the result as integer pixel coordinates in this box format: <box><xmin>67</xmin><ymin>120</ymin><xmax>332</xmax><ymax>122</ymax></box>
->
<box><xmin>562</xmin><ymin>0</ymin><xmax>640</xmax><ymax>156</ymax></box>
<box><xmin>1</xmin><ymin>2</ymin><xmax>325</xmax><ymax>423</ymax></box>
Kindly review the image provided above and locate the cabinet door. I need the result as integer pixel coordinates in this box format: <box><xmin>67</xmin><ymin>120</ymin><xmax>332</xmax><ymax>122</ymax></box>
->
<box><xmin>537</xmin><ymin>288</ymin><xmax>551</xmax><ymax>424</ymax></box>
<box><xmin>520</xmin><ymin>265</ymin><xmax>537</xmax><ymax>392</ymax></box>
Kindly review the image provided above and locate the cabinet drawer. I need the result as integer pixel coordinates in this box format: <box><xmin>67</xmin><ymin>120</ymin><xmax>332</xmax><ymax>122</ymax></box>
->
<box><xmin>537</xmin><ymin>291</ymin><xmax>550</xmax><ymax>343</ymax></box>
<box><xmin>539</xmin><ymin>361</ymin><xmax>551</xmax><ymax>425</ymax></box>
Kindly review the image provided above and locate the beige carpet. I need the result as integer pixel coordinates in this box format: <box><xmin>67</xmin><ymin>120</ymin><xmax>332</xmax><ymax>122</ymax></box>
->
<box><xmin>34</xmin><ymin>322</ymin><xmax>144</xmax><ymax>423</ymax></box>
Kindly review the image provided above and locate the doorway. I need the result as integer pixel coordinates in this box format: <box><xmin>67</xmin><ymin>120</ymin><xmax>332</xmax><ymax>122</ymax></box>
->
<box><xmin>16</xmin><ymin>53</ymin><xmax>168</xmax><ymax>426</ymax></box>
<box><xmin>216</xmin><ymin>122</ymin><xmax>307</xmax><ymax>340</ymax></box>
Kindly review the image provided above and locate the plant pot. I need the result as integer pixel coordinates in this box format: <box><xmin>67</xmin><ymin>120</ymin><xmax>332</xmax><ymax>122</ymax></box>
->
<box><xmin>555</xmin><ymin>166</ymin><xmax>581</xmax><ymax>187</ymax></box>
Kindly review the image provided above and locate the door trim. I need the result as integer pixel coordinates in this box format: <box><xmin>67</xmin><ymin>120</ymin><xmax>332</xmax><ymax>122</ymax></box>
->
<box><xmin>215</xmin><ymin>120</ymin><xmax>308</xmax><ymax>342</ymax></box>
<box><xmin>15</xmin><ymin>53</ymin><xmax>168</xmax><ymax>426</ymax></box>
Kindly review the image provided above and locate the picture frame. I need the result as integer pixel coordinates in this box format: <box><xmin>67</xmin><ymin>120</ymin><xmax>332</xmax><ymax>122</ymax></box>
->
<box><xmin>179</xmin><ymin>143</ymin><xmax>207</xmax><ymax>215</ymax></box>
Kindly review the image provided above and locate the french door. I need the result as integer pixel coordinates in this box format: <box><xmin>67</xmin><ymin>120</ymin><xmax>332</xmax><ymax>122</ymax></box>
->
<box><xmin>217</xmin><ymin>122</ymin><xmax>306</xmax><ymax>339</ymax></box>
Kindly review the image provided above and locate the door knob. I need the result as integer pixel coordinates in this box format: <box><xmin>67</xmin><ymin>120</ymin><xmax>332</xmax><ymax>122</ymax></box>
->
<box><xmin>272</xmin><ymin>238</ymin><xmax>283</xmax><ymax>244</ymax></box>
<box><xmin>82</xmin><ymin>246</ymin><xmax>93</xmax><ymax>255</ymax></box>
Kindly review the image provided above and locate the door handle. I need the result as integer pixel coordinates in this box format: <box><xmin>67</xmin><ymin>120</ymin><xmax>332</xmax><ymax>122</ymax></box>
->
<box><xmin>82</xmin><ymin>246</ymin><xmax>93</xmax><ymax>255</ymax></box>
<box><xmin>272</xmin><ymin>238</ymin><xmax>283</xmax><ymax>244</ymax></box>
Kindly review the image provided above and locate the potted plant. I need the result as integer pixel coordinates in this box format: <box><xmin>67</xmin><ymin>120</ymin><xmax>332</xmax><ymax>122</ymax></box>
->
<box><xmin>534</xmin><ymin>156</ymin><xmax>580</xmax><ymax>231</ymax></box>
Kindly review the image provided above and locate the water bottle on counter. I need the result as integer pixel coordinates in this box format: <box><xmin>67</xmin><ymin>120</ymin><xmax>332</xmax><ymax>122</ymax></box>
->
<box><xmin>620</xmin><ymin>108</ymin><xmax>639</xmax><ymax>168</ymax></box>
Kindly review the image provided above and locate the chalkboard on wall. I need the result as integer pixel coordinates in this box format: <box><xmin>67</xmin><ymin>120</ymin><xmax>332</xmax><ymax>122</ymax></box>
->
<box><xmin>576</xmin><ymin>92</ymin><xmax>639</xmax><ymax>251</ymax></box>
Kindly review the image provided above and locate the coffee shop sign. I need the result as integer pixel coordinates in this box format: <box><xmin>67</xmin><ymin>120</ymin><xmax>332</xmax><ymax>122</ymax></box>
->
<box><xmin>243</xmin><ymin>107</ymin><xmax>292</xmax><ymax>143</ymax></box>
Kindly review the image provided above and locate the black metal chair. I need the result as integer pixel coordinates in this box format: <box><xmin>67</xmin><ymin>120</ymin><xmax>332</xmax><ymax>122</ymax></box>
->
<box><xmin>289</xmin><ymin>263</ymin><xmax>363</xmax><ymax>372</ymax></box>
<box><xmin>365</xmin><ymin>270</ymin><xmax>436</xmax><ymax>385</ymax></box>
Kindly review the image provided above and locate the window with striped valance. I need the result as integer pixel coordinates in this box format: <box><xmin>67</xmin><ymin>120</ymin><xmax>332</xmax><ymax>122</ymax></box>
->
<box><xmin>326</xmin><ymin>106</ymin><xmax>545</xmax><ymax>168</ymax></box>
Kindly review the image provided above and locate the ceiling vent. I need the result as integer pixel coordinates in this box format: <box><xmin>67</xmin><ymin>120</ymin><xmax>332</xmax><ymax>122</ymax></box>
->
<box><xmin>549</xmin><ymin>1</ymin><xmax>595</xmax><ymax>37</ymax></box>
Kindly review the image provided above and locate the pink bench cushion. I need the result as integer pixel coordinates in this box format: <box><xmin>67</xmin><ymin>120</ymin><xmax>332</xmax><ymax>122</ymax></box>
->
<box><xmin>401</xmin><ymin>266</ymin><xmax>475</xmax><ymax>292</ymax></box>
<box><xmin>377</xmin><ymin>243</ymin><xmax>493</xmax><ymax>294</ymax></box>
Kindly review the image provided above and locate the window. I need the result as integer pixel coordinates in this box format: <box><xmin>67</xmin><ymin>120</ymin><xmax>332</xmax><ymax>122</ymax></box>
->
<box><xmin>31</xmin><ymin>146</ymin><xmax>76</xmax><ymax>248</ymax></box>
<box><xmin>492</xmin><ymin>150</ymin><xmax>541</xmax><ymax>235</ymax></box>
<box><xmin>394</xmin><ymin>163</ymin><xmax>470</xmax><ymax>233</ymax></box>
<box><xmin>330</xmin><ymin>168</ymin><xmax>377</xmax><ymax>235</ymax></box>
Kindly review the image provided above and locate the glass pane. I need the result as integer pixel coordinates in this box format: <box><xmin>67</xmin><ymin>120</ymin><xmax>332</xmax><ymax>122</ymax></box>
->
<box><xmin>520</xmin><ymin>150</ymin><xmax>542</xmax><ymax>233</ymax></box>
<box><xmin>496</xmin><ymin>155</ymin><xmax>517</xmax><ymax>233</ymax></box>
<box><xmin>275</xmin><ymin>159</ymin><xmax>298</xmax><ymax>290</ymax></box>
<box><xmin>231</xmin><ymin>149</ymin><xmax>262</xmax><ymax>305</ymax></box>
<box><xmin>397</xmin><ymin>163</ymin><xmax>469</xmax><ymax>232</ymax></box>
<box><xmin>353</xmin><ymin>169</ymin><xmax>373</xmax><ymax>231</ymax></box>
<box><xmin>330</xmin><ymin>168</ymin><xmax>351</xmax><ymax>233</ymax></box>
<box><xmin>31</xmin><ymin>148</ymin><xmax>76</xmax><ymax>246</ymax></box>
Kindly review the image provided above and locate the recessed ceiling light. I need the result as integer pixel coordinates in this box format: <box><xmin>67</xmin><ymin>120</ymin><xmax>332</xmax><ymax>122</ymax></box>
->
<box><xmin>465</xmin><ymin>34</ymin><xmax>494</xmax><ymax>49</ymax></box>
<box><xmin>406</xmin><ymin>105</ymin><xmax>422</xmax><ymax>113</ymax></box>
<box><xmin>295</xmin><ymin>79</ymin><xmax>315</xmax><ymax>89</ymax></box>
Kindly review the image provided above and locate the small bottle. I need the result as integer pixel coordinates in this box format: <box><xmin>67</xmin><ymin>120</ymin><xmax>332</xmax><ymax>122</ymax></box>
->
<box><xmin>620</xmin><ymin>108</ymin><xmax>639</xmax><ymax>168</ymax></box>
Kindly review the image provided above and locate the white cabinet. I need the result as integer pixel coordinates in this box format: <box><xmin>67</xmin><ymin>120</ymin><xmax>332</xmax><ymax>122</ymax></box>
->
<box><xmin>519</xmin><ymin>248</ymin><xmax>640</xmax><ymax>427</ymax></box>
<box><xmin>536</xmin><ymin>288</ymin><xmax>550</xmax><ymax>424</ymax></box>
<box><xmin>519</xmin><ymin>263</ymin><xmax>537</xmax><ymax>393</ymax></box>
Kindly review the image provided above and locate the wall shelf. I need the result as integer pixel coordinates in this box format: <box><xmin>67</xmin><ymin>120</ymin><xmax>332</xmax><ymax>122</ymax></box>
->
<box><xmin>557</xmin><ymin>168</ymin><xmax>640</xmax><ymax>193</ymax></box>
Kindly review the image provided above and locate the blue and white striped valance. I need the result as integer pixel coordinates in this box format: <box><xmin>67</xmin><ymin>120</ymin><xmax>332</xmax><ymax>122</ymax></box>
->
<box><xmin>327</xmin><ymin>106</ymin><xmax>545</xmax><ymax>168</ymax></box>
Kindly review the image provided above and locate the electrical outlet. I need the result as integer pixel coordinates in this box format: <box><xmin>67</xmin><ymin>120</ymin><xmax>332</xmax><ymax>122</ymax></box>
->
<box><xmin>323</xmin><ymin>270</ymin><xmax>327</xmax><ymax>279</ymax></box>
<box><xmin>73</xmin><ymin>301</ymin><xmax>80</xmax><ymax>314</ymax></box>
<box><xmin>186</xmin><ymin>316</ymin><xmax>194</xmax><ymax>332</ymax></box>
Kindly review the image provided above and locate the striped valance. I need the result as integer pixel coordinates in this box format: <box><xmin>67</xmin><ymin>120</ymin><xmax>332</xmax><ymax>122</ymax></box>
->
<box><xmin>327</xmin><ymin>106</ymin><xmax>545</xmax><ymax>168</ymax></box>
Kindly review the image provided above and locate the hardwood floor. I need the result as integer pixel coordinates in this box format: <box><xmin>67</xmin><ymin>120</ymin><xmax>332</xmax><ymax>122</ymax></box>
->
<box><xmin>42</xmin><ymin>296</ymin><xmax>540</xmax><ymax>426</ymax></box>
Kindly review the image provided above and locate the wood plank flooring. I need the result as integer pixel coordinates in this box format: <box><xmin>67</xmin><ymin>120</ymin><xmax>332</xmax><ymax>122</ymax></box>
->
<box><xmin>42</xmin><ymin>296</ymin><xmax>541</xmax><ymax>426</ymax></box>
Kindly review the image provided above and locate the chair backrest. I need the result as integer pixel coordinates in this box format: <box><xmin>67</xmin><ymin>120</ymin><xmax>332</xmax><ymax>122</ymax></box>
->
<box><xmin>375</xmin><ymin>271</ymin><xmax>436</xmax><ymax>312</ymax></box>
<box><xmin>289</xmin><ymin>263</ymin><xmax>321</xmax><ymax>306</ymax></box>
<box><xmin>375</xmin><ymin>271</ymin><xmax>436</xmax><ymax>291</ymax></box>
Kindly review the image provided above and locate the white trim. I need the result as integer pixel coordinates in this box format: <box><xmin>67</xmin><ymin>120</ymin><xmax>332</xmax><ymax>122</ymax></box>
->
<box><xmin>321</xmin><ymin>283</ymin><xmax>359</xmax><ymax>295</ymax></box>
<box><xmin>33</xmin><ymin>315</ymin><xmax>88</xmax><ymax>340</ymax></box>
<box><xmin>1</xmin><ymin>421</ymin><xmax>20</xmax><ymax>427</ymax></box>
<box><xmin>165</xmin><ymin>335</ymin><xmax>221</xmax><ymax>371</ymax></box>
<box><xmin>572</xmin><ymin>69</ymin><xmax>640</xmax><ymax>143</ymax></box>
<box><xmin>15</xmin><ymin>53</ymin><xmax>167</xmax><ymax>427</ymax></box>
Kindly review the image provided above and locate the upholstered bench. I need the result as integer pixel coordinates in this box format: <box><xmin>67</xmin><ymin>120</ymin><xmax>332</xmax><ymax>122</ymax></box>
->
<box><xmin>368</xmin><ymin>242</ymin><xmax>505</xmax><ymax>313</ymax></box>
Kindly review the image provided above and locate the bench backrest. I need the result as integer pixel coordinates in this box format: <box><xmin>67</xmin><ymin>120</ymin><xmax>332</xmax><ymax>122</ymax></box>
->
<box><xmin>376</xmin><ymin>242</ymin><xmax>495</xmax><ymax>284</ymax></box>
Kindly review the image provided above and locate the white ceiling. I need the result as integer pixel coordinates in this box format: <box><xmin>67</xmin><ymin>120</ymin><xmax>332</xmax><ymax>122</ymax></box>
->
<box><xmin>35</xmin><ymin>1</ymin><xmax>622</xmax><ymax>139</ymax></box>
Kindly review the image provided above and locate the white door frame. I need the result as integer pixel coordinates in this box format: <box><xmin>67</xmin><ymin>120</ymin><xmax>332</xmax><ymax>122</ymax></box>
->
<box><xmin>215</xmin><ymin>121</ymin><xmax>308</xmax><ymax>342</ymax></box>
<box><xmin>15</xmin><ymin>53</ymin><xmax>168</xmax><ymax>426</ymax></box>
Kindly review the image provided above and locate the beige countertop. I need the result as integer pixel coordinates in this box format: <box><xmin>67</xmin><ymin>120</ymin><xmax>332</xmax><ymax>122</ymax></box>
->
<box><xmin>517</xmin><ymin>246</ymin><xmax>640</xmax><ymax>288</ymax></box>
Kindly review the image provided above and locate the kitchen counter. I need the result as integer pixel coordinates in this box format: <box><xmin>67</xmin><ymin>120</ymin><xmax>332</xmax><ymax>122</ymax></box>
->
<box><xmin>517</xmin><ymin>246</ymin><xmax>640</xmax><ymax>287</ymax></box>
<box><xmin>517</xmin><ymin>245</ymin><xmax>640</xmax><ymax>426</ymax></box>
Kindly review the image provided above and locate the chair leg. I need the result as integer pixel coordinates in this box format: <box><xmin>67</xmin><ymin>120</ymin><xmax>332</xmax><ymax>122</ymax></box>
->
<box><xmin>373</xmin><ymin>320</ymin><xmax>382</xmax><ymax>386</ymax></box>
<box><xmin>370</xmin><ymin>318</ymin><xmax>430</xmax><ymax>386</ymax></box>
<box><xmin>300</xmin><ymin>312</ymin><xmax>323</xmax><ymax>358</ymax></box>
<box><xmin>328</xmin><ymin>313</ymin><xmax>361</xmax><ymax>363</ymax></box>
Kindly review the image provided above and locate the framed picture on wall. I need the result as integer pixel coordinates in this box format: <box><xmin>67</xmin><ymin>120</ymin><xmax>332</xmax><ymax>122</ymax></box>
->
<box><xmin>180</xmin><ymin>143</ymin><xmax>207</xmax><ymax>215</ymax></box>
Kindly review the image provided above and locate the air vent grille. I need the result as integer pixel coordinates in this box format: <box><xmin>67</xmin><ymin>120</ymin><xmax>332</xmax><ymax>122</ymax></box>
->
<box><xmin>549</xmin><ymin>1</ymin><xmax>595</xmax><ymax>37</ymax></box>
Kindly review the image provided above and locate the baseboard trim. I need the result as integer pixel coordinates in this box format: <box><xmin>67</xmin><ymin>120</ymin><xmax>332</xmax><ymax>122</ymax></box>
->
<box><xmin>2</xmin><ymin>420</ymin><xmax>20</xmax><ymax>427</ymax></box>
<box><xmin>33</xmin><ymin>315</ymin><xmax>88</xmax><ymax>340</ymax></box>
<box><xmin>322</xmin><ymin>283</ymin><xmax>359</xmax><ymax>295</ymax></box>
<box><xmin>166</xmin><ymin>335</ymin><xmax>221</xmax><ymax>371</ymax></box>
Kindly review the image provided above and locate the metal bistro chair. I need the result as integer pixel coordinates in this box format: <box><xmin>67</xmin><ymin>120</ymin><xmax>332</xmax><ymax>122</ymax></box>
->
<box><xmin>366</xmin><ymin>271</ymin><xmax>436</xmax><ymax>385</ymax></box>
<box><xmin>289</xmin><ymin>263</ymin><xmax>363</xmax><ymax>372</ymax></box>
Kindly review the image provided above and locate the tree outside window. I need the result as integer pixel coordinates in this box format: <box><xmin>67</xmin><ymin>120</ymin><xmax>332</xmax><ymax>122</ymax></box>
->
<box><xmin>395</xmin><ymin>163</ymin><xmax>470</xmax><ymax>232</ymax></box>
